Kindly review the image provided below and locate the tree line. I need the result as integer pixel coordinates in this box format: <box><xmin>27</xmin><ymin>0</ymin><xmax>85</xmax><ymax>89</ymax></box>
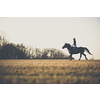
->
<box><xmin>0</xmin><ymin>32</ymin><xmax>71</xmax><ymax>59</ymax></box>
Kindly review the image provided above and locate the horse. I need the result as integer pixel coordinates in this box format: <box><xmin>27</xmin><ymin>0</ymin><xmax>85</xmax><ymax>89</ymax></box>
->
<box><xmin>62</xmin><ymin>43</ymin><xmax>92</xmax><ymax>60</ymax></box>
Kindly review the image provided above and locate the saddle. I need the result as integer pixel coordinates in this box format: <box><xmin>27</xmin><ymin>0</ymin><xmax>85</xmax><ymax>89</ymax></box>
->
<box><xmin>72</xmin><ymin>47</ymin><xmax>78</xmax><ymax>52</ymax></box>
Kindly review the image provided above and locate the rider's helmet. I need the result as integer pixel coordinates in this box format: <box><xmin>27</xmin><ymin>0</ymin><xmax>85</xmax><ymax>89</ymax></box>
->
<box><xmin>73</xmin><ymin>38</ymin><xmax>76</xmax><ymax>41</ymax></box>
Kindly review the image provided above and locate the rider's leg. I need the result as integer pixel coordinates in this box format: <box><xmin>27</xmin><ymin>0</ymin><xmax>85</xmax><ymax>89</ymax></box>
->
<box><xmin>73</xmin><ymin>46</ymin><xmax>76</xmax><ymax>49</ymax></box>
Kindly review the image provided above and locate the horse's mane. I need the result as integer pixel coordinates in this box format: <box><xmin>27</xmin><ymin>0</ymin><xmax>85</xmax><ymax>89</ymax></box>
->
<box><xmin>66</xmin><ymin>43</ymin><xmax>72</xmax><ymax>47</ymax></box>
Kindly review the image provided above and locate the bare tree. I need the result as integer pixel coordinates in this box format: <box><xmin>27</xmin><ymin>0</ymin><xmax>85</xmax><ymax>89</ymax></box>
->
<box><xmin>41</xmin><ymin>48</ymin><xmax>49</xmax><ymax>59</ymax></box>
<box><xmin>0</xmin><ymin>31</ymin><xmax>8</xmax><ymax>47</ymax></box>
<box><xmin>35</xmin><ymin>48</ymin><xmax>42</xmax><ymax>59</ymax></box>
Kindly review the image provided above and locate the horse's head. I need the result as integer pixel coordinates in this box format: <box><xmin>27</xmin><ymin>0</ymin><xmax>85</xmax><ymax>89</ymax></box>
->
<box><xmin>62</xmin><ymin>43</ymin><xmax>70</xmax><ymax>49</ymax></box>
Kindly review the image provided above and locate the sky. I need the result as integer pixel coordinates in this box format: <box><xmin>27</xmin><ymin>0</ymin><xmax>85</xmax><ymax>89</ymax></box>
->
<box><xmin>0</xmin><ymin>17</ymin><xmax>100</xmax><ymax>59</ymax></box>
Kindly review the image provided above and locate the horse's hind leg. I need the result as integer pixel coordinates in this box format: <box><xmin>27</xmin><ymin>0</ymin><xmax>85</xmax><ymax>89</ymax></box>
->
<box><xmin>70</xmin><ymin>54</ymin><xmax>72</xmax><ymax>61</ymax></box>
<box><xmin>82</xmin><ymin>53</ymin><xmax>88</xmax><ymax>60</ymax></box>
<box><xmin>79</xmin><ymin>53</ymin><xmax>82</xmax><ymax>60</ymax></box>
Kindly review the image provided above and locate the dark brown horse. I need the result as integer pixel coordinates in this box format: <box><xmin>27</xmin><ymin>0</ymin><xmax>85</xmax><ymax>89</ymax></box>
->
<box><xmin>62</xmin><ymin>43</ymin><xmax>92</xmax><ymax>60</ymax></box>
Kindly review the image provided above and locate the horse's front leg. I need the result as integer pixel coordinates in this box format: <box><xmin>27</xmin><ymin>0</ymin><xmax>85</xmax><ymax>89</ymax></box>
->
<box><xmin>70</xmin><ymin>54</ymin><xmax>72</xmax><ymax>61</ymax></box>
<box><xmin>79</xmin><ymin>53</ymin><xmax>82</xmax><ymax>60</ymax></box>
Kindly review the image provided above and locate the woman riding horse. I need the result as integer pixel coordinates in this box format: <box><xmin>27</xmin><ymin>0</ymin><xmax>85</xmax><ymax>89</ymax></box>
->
<box><xmin>73</xmin><ymin>38</ymin><xmax>76</xmax><ymax>49</ymax></box>
<box><xmin>62</xmin><ymin>42</ymin><xmax>92</xmax><ymax>61</ymax></box>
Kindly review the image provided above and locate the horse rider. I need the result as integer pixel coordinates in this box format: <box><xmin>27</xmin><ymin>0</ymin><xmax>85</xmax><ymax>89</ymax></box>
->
<box><xmin>73</xmin><ymin>38</ymin><xmax>77</xmax><ymax>49</ymax></box>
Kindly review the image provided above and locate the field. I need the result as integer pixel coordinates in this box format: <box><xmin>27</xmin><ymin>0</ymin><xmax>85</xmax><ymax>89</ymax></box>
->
<box><xmin>0</xmin><ymin>59</ymin><xmax>100</xmax><ymax>84</ymax></box>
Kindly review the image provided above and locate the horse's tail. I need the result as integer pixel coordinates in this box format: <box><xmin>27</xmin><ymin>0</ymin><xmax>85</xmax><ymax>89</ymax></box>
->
<box><xmin>84</xmin><ymin>47</ymin><xmax>92</xmax><ymax>55</ymax></box>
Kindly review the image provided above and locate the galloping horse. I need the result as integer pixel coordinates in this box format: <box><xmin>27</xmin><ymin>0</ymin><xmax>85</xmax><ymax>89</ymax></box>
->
<box><xmin>62</xmin><ymin>43</ymin><xmax>92</xmax><ymax>60</ymax></box>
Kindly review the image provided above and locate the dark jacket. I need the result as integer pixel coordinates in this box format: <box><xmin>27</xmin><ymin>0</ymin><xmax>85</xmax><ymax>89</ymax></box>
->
<box><xmin>73</xmin><ymin>40</ymin><xmax>76</xmax><ymax>46</ymax></box>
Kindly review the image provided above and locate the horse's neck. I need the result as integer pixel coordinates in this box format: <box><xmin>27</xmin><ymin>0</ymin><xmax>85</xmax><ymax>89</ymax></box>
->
<box><xmin>67</xmin><ymin>46</ymin><xmax>72</xmax><ymax>51</ymax></box>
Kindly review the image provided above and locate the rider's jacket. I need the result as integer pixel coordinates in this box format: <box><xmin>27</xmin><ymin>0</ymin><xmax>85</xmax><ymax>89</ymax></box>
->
<box><xmin>73</xmin><ymin>40</ymin><xmax>76</xmax><ymax>46</ymax></box>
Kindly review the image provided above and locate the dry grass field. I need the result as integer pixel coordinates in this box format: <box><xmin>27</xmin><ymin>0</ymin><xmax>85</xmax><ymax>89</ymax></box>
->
<box><xmin>0</xmin><ymin>59</ymin><xmax>100</xmax><ymax>84</ymax></box>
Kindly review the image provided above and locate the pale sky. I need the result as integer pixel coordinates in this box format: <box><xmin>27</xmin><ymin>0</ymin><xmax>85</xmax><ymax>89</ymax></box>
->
<box><xmin>0</xmin><ymin>17</ymin><xmax>100</xmax><ymax>59</ymax></box>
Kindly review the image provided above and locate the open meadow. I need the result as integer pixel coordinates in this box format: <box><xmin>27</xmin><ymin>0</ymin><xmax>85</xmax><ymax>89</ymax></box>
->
<box><xmin>0</xmin><ymin>59</ymin><xmax>100</xmax><ymax>84</ymax></box>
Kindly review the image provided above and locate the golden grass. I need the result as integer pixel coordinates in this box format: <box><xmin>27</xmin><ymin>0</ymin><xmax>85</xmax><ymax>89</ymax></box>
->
<box><xmin>0</xmin><ymin>59</ymin><xmax>100</xmax><ymax>84</ymax></box>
